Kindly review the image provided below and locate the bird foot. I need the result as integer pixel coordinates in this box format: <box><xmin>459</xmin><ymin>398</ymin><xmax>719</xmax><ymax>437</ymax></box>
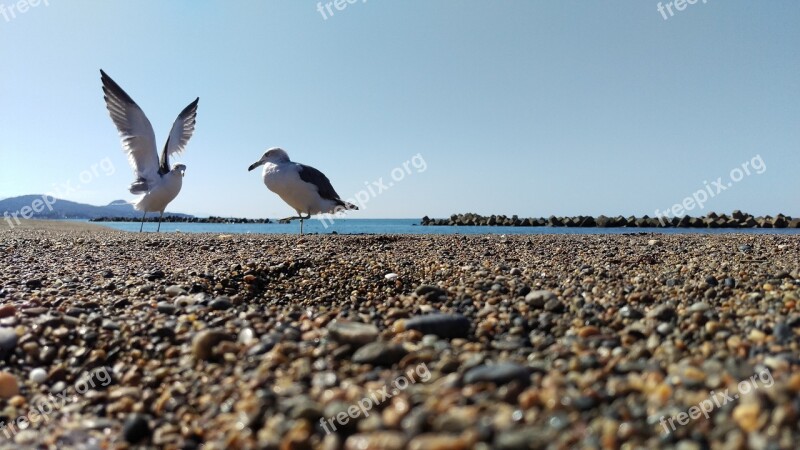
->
<box><xmin>280</xmin><ymin>215</ymin><xmax>311</xmax><ymax>222</ymax></box>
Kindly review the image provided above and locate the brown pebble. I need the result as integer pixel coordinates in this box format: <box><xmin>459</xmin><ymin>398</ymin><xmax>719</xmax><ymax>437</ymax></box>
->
<box><xmin>733</xmin><ymin>402</ymin><xmax>762</xmax><ymax>432</ymax></box>
<box><xmin>0</xmin><ymin>372</ymin><xmax>20</xmax><ymax>399</ymax></box>
<box><xmin>787</xmin><ymin>373</ymin><xmax>800</xmax><ymax>393</ymax></box>
<box><xmin>0</xmin><ymin>305</ymin><xmax>16</xmax><ymax>319</ymax></box>
<box><xmin>407</xmin><ymin>434</ymin><xmax>469</xmax><ymax>450</ymax></box>
<box><xmin>345</xmin><ymin>432</ymin><xmax>407</xmax><ymax>450</ymax></box>
<box><xmin>9</xmin><ymin>395</ymin><xmax>25</xmax><ymax>407</ymax></box>
<box><xmin>280</xmin><ymin>420</ymin><xmax>312</xmax><ymax>450</ymax></box>
<box><xmin>192</xmin><ymin>329</ymin><xmax>232</xmax><ymax>361</ymax></box>
<box><xmin>748</xmin><ymin>329</ymin><xmax>766</xmax><ymax>343</ymax></box>
<box><xmin>578</xmin><ymin>326</ymin><xmax>601</xmax><ymax>338</ymax></box>
<box><xmin>704</xmin><ymin>321</ymin><xmax>720</xmax><ymax>334</ymax></box>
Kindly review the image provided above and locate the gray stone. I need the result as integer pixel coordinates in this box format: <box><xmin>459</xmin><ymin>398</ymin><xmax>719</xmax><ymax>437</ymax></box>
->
<box><xmin>352</xmin><ymin>342</ymin><xmax>407</xmax><ymax>366</ymax></box>
<box><xmin>327</xmin><ymin>320</ymin><xmax>379</xmax><ymax>346</ymax></box>
<box><xmin>405</xmin><ymin>314</ymin><xmax>470</xmax><ymax>339</ymax></box>
<box><xmin>525</xmin><ymin>290</ymin><xmax>556</xmax><ymax>308</ymax></box>
<box><xmin>210</xmin><ymin>297</ymin><xmax>232</xmax><ymax>310</ymax></box>
<box><xmin>647</xmin><ymin>305</ymin><xmax>676</xmax><ymax>321</ymax></box>
<box><xmin>463</xmin><ymin>362</ymin><xmax>530</xmax><ymax>386</ymax></box>
<box><xmin>414</xmin><ymin>285</ymin><xmax>447</xmax><ymax>300</ymax></box>
<box><xmin>123</xmin><ymin>413</ymin><xmax>151</xmax><ymax>444</ymax></box>
<box><xmin>0</xmin><ymin>328</ymin><xmax>17</xmax><ymax>358</ymax></box>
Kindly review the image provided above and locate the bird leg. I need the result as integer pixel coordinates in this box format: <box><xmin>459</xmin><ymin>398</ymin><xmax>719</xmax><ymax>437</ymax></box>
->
<box><xmin>139</xmin><ymin>211</ymin><xmax>147</xmax><ymax>232</ymax></box>
<box><xmin>280</xmin><ymin>215</ymin><xmax>304</xmax><ymax>222</ymax></box>
<box><xmin>280</xmin><ymin>214</ymin><xmax>312</xmax><ymax>235</ymax></box>
<box><xmin>157</xmin><ymin>211</ymin><xmax>164</xmax><ymax>232</ymax></box>
<box><xmin>300</xmin><ymin>213</ymin><xmax>312</xmax><ymax>235</ymax></box>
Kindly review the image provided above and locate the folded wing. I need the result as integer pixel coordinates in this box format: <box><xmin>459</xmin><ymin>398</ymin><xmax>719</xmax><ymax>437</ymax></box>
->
<box><xmin>297</xmin><ymin>164</ymin><xmax>357</xmax><ymax>209</ymax></box>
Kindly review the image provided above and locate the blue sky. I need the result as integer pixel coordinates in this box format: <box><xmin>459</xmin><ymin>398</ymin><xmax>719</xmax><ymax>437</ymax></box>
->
<box><xmin>0</xmin><ymin>1</ymin><xmax>797</xmax><ymax>219</ymax></box>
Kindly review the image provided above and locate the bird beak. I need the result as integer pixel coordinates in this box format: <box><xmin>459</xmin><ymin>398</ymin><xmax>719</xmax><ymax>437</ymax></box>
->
<box><xmin>248</xmin><ymin>159</ymin><xmax>264</xmax><ymax>172</ymax></box>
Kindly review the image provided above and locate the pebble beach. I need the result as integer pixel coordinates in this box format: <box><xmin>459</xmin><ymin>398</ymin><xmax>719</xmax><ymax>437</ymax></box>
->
<box><xmin>0</xmin><ymin>223</ymin><xmax>799</xmax><ymax>449</ymax></box>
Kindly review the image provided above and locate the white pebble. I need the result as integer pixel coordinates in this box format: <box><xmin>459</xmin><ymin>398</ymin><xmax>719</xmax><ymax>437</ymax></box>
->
<box><xmin>238</xmin><ymin>328</ymin><xmax>256</xmax><ymax>344</ymax></box>
<box><xmin>174</xmin><ymin>295</ymin><xmax>196</xmax><ymax>307</ymax></box>
<box><xmin>384</xmin><ymin>273</ymin><xmax>399</xmax><ymax>281</ymax></box>
<box><xmin>29</xmin><ymin>368</ymin><xmax>47</xmax><ymax>384</ymax></box>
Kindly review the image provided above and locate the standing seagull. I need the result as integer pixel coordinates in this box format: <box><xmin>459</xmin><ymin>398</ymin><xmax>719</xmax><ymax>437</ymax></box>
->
<box><xmin>100</xmin><ymin>70</ymin><xmax>199</xmax><ymax>232</ymax></box>
<box><xmin>248</xmin><ymin>148</ymin><xmax>358</xmax><ymax>234</ymax></box>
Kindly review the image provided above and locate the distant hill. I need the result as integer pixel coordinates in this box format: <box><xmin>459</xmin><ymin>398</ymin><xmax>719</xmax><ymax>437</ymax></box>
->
<box><xmin>0</xmin><ymin>195</ymin><xmax>193</xmax><ymax>220</ymax></box>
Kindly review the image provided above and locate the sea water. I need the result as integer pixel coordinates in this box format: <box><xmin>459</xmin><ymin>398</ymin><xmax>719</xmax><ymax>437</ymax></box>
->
<box><xmin>90</xmin><ymin>219</ymin><xmax>800</xmax><ymax>235</ymax></box>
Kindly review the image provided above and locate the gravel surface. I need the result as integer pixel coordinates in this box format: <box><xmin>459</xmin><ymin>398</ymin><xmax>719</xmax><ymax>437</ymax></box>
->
<box><xmin>0</xmin><ymin>228</ymin><xmax>798</xmax><ymax>449</ymax></box>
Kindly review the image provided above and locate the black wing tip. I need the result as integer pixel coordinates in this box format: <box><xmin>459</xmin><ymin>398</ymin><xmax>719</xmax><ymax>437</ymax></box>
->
<box><xmin>99</xmin><ymin>69</ymin><xmax>115</xmax><ymax>85</ymax></box>
<box><xmin>100</xmin><ymin>70</ymin><xmax>137</xmax><ymax>105</ymax></box>
<box><xmin>180</xmin><ymin>98</ymin><xmax>200</xmax><ymax>117</ymax></box>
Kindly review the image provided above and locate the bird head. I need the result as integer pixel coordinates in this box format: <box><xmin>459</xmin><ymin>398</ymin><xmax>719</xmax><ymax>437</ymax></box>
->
<box><xmin>173</xmin><ymin>164</ymin><xmax>186</xmax><ymax>177</ymax></box>
<box><xmin>249</xmin><ymin>147</ymin><xmax>290</xmax><ymax>171</ymax></box>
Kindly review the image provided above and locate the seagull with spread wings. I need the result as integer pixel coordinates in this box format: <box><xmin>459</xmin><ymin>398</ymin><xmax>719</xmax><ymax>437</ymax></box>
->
<box><xmin>100</xmin><ymin>70</ymin><xmax>198</xmax><ymax>232</ymax></box>
<box><xmin>248</xmin><ymin>148</ymin><xmax>358</xmax><ymax>235</ymax></box>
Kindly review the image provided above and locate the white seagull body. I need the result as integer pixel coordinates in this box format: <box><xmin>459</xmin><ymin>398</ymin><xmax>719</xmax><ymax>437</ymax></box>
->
<box><xmin>248</xmin><ymin>148</ymin><xmax>358</xmax><ymax>234</ymax></box>
<box><xmin>100</xmin><ymin>70</ymin><xmax>198</xmax><ymax>232</ymax></box>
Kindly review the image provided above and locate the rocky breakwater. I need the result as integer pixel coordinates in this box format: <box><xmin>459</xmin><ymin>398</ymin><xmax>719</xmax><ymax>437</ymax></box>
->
<box><xmin>422</xmin><ymin>211</ymin><xmax>800</xmax><ymax>228</ymax></box>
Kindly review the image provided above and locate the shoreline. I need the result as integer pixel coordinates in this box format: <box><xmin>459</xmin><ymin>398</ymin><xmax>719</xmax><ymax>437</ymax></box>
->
<box><xmin>0</xmin><ymin>219</ymin><xmax>119</xmax><ymax>232</ymax></box>
<box><xmin>6</xmin><ymin>219</ymin><xmax>800</xmax><ymax>236</ymax></box>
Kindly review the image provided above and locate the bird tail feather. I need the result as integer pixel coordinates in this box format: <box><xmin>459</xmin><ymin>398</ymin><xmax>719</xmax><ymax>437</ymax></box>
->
<box><xmin>129</xmin><ymin>178</ymin><xmax>150</xmax><ymax>195</ymax></box>
<box><xmin>340</xmin><ymin>201</ymin><xmax>358</xmax><ymax>211</ymax></box>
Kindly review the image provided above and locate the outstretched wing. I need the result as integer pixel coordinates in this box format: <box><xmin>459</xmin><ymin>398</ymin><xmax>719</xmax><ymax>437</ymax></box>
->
<box><xmin>160</xmin><ymin>98</ymin><xmax>199</xmax><ymax>174</ymax></box>
<box><xmin>100</xmin><ymin>70</ymin><xmax>159</xmax><ymax>193</ymax></box>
